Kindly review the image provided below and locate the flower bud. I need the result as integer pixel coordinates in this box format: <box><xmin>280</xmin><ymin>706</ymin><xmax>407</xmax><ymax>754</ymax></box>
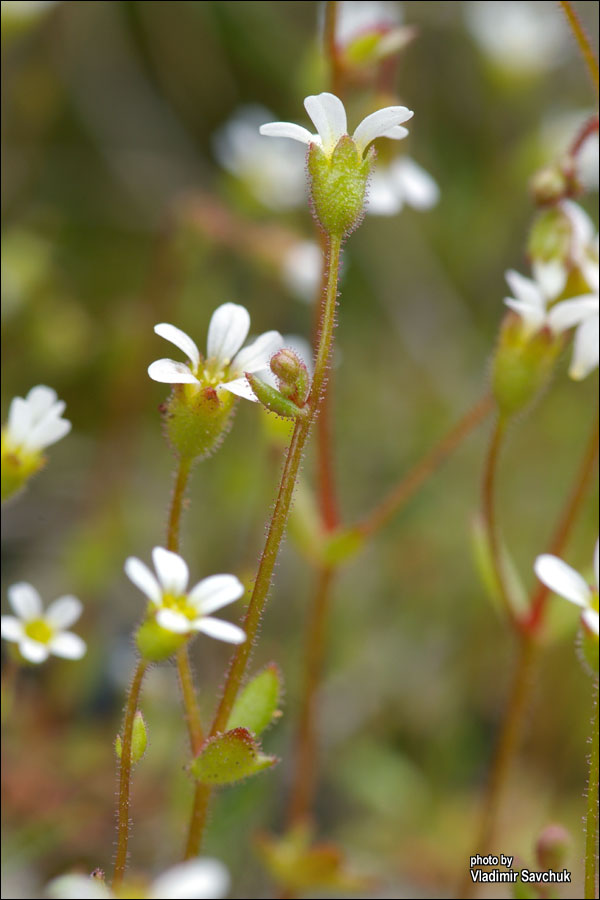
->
<box><xmin>1</xmin><ymin>438</ymin><xmax>44</xmax><ymax>502</ymax></box>
<box><xmin>535</xmin><ymin>824</ymin><xmax>571</xmax><ymax>870</ymax></box>
<box><xmin>115</xmin><ymin>710</ymin><xmax>148</xmax><ymax>765</ymax></box>
<box><xmin>162</xmin><ymin>384</ymin><xmax>236</xmax><ymax>463</ymax></box>
<box><xmin>492</xmin><ymin>314</ymin><xmax>563</xmax><ymax>418</ymax></box>
<box><xmin>270</xmin><ymin>348</ymin><xmax>310</xmax><ymax>405</ymax></box>
<box><xmin>308</xmin><ymin>135</ymin><xmax>374</xmax><ymax>237</ymax></box>
<box><xmin>136</xmin><ymin>618</ymin><xmax>187</xmax><ymax>662</ymax></box>
<box><xmin>245</xmin><ymin>374</ymin><xmax>307</xmax><ymax>420</ymax></box>
<box><xmin>530</xmin><ymin>164</ymin><xmax>571</xmax><ymax>206</ymax></box>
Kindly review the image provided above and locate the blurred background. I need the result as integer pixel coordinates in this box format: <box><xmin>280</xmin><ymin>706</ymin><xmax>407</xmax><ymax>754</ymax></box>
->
<box><xmin>1</xmin><ymin>2</ymin><xmax>598</xmax><ymax>897</ymax></box>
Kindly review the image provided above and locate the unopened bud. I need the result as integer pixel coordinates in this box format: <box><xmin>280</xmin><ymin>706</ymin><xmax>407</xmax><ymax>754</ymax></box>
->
<box><xmin>270</xmin><ymin>349</ymin><xmax>310</xmax><ymax>405</ymax></box>
<box><xmin>308</xmin><ymin>135</ymin><xmax>374</xmax><ymax>237</ymax></box>
<box><xmin>115</xmin><ymin>710</ymin><xmax>148</xmax><ymax>765</ymax></box>
<box><xmin>530</xmin><ymin>164</ymin><xmax>570</xmax><ymax>206</ymax></box>
<box><xmin>492</xmin><ymin>314</ymin><xmax>563</xmax><ymax>418</ymax></box>
<box><xmin>245</xmin><ymin>374</ymin><xmax>308</xmax><ymax>420</ymax></box>
<box><xmin>535</xmin><ymin>824</ymin><xmax>571</xmax><ymax>870</ymax></box>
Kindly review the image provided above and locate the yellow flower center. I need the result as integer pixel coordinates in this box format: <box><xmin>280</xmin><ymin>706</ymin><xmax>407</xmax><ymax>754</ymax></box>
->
<box><xmin>161</xmin><ymin>593</ymin><xmax>198</xmax><ymax>621</ymax></box>
<box><xmin>24</xmin><ymin>619</ymin><xmax>54</xmax><ymax>644</ymax></box>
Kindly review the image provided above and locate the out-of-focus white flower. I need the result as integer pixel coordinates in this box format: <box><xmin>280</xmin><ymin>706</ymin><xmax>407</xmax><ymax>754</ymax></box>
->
<box><xmin>260</xmin><ymin>92</ymin><xmax>413</xmax><ymax>159</ymax></box>
<box><xmin>548</xmin><ymin>293</ymin><xmax>599</xmax><ymax>380</ymax></box>
<box><xmin>125</xmin><ymin>547</ymin><xmax>246</xmax><ymax>643</ymax></box>
<box><xmin>1</xmin><ymin>0</ymin><xmax>60</xmax><ymax>21</ymax></box>
<box><xmin>575</xmin><ymin>130</ymin><xmax>600</xmax><ymax>192</ymax></box>
<box><xmin>366</xmin><ymin>156</ymin><xmax>439</xmax><ymax>215</ymax></box>
<box><xmin>465</xmin><ymin>0</ymin><xmax>568</xmax><ymax>76</ymax></box>
<box><xmin>503</xmin><ymin>270</ymin><xmax>599</xmax><ymax>378</ymax></box>
<box><xmin>213</xmin><ymin>105</ymin><xmax>307</xmax><ymax>210</ymax></box>
<box><xmin>533</xmin><ymin>201</ymin><xmax>599</xmax><ymax>300</ymax></box>
<box><xmin>281</xmin><ymin>241</ymin><xmax>323</xmax><ymax>302</ymax></box>
<box><xmin>47</xmin><ymin>858</ymin><xmax>230</xmax><ymax>900</ymax></box>
<box><xmin>334</xmin><ymin>0</ymin><xmax>403</xmax><ymax>47</ymax></box>
<box><xmin>1</xmin><ymin>583</ymin><xmax>86</xmax><ymax>664</ymax></box>
<box><xmin>3</xmin><ymin>385</ymin><xmax>71</xmax><ymax>455</ymax></box>
<box><xmin>534</xmin><ymin>541</ymin><xmax>599</xmax><ymax>637</ymax></box>
<box><xmin>148</xmin><ymin>303</ymin><xmax>283</xmax><ymax>403</ymax></box>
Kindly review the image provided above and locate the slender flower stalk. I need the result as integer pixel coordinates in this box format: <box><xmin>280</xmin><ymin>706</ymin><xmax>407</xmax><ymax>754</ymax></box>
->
<box><xmin>585</xmin><ymin>686</ymin><xmax>599</xmax><ymax>899</ymax></box>
<box><xmin>113</xmin><ymin>659</ymin><xmax>148</xmax><ymax>890</ymax></box>
<box><xmin>559</xmin><ymin>0</ymin><xmax>599</xmax><ymax>98</ymax></box>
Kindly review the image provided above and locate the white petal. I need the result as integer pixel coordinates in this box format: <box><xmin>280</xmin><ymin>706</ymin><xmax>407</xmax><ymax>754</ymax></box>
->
<box><xmin>1</xmin><ymin>616</ymin><xmax>24</xmax><ymax>642</ymax></box>
<box><xmin>154</xmin><ymin>323</ymin><xmax>200</xmax><ymax>370</ymax></box>
<box><xmin>532</xmin><ymin>259</ymin><xmax>567</xmax><ymax>300</ymax></box>
<box><xmin>207</xmin><ymin>303</ymin><xmax>250</xmax><ymax>365</ymax></box>
<box><xmin>392</xmin><ymin>157</ymin><xmax>440</xmax><ymax>209</ymax></box>
<box><xmin>7</xmin><ymin>396</ymin><xmax>33</xmax><ymax>444</ymax></box>
<box><xmin>219</xmin><ymin>376</ymin><xmax>259</xmax><ymax>402</ymax></box>
<box><xmin>8</xmin><ymin>582</ymin><xmax>42</xmax><ymax>620</ymax></box>
<box><xmin>25</xmin><ymin>385</ymin><xmax>58</xmax><ymax>416</ymax></box>
<box><xmin>353</xmin><ymin>106</ymin><xmax>413</xmax><ymax>154</ymax></box>
<box><xmin>564</xmin><ymin>199</ymin><xmax>595</xmax><ymax>250</ymax></box>
<box><xmin>582</xmin><ymin>607</ymin><xmax>600</xmax><ymax>637</ymax></box>
<box><xmin>504</xmin><ymin>298</ymin><xmax>546</xmax><ymax>333</ymax></box>
<box><xmin>304</xmin><ymin>92</ymin><xmax>348</xmax><ymax>153</ymax></box>
<box><xmin>49</xmin><ymin>632</ymin><xmax>86</xmax><ymax>659</ymax></box>
<box><xmin>156</xmin><ymin>608</ymin><xmax>192</xmax><ymax>634</ymax></box>
<box><xmin>47</xmin><ymin>874</ymin><xmax>113</xmax><ymax>900</ymax></box>
<box><xmin>380</xmin><ymin>124</ymin><xmax>410</xmax><ymax>141</ymax></box>
<box><xmin>45</xmin><ymin>596</ymin><xmax>82</xmax><ymax>630</ymax></box>
<box><xmin>569</xmin><ymin>316</ymin><xmax>599</xmax><ymax>380</ymax></box>
<box><xmin>24</xmin><ymin>415</ymin><xmax>71</xmax><ymax>451</ymax></box>
<box><xmin>194</xmin><ymin>617</ymin><xmax>246</xmax><ymax>644</ymax></box>
<box><xmin>534</xmin><ymin>554</ymin><xmax>591</xmax><ymax>607</ymax></box>
<box><xmin>124</xmin><ymin>557</ymin><xmax>162</xmax><ymax>605</ymax></box>
<box><xmin>19</xmin><ymin>638</ymin><xmax>49</xmax><ymax>664</ymax></box>
<box><xmin>148</xmin><ymin>359</ymin><xmax>199</xmax><ymax>384</ymax></box>
<box><xmin>149</xmin><ymin>859</ymin><xmax>230</xmax><ymax>900</ymax></box>
<box><xmin>505</xmin><ymin>269</ymin><xmax>545</xmax><ymax>310</ymax></box>
<box><xmin>152</xmin><ymin>547</ymin><xmax>189</xmax><ymax>595</ymax></box>
<box><xmin>230</xmin><ymin>330</ymin><xmax>284</xmax><ymax>375</ymax></box>
<box><xmin>188</xmin><ymin>574</ymin><xmax>245</xmax><ymax>615</ymax></box>
<box><xmin>259</xmin><ymin>122</ymin><xmax>315</xmax><ymax>144</ymax></box>
<box><xmin>547</xmin><ymin>296</ymin><xmax>599</xmax><ymax>332</ymax></box>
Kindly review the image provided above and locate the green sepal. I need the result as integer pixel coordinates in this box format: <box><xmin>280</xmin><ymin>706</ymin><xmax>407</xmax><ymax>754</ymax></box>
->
<box><xmin>1</xmin><ymin>433</ymin><xmax>45</xmax><ymax>503</ymax></box>
<box><xmin>115</xmin><ymin>710</ymin><xmax>147</xmax><ymax>765</ymax></box>
<box><xmin>308</xmin><ymin>136</ymin><xmax>374</xmax><ymax>238</ymax></box>
<box><xmin>492</xmin><ymin>315</ymin><xmax>562</xmax><ymax>418</ymax></box>
<box><xmin>227</xmin><ymin>663</ymin><xmax>283</xmax><ymax>735</ymax></box>
<box><xmin>245</xmin><ymin>374</ymin><xmax>307</xmax><ymax>420</ymax></box>
<box><xmin>135</xmin><ymin>618</ymin><xmax>187</xmax><ymax>662</ymax></box>
<box><xmin>189</xmin><ymin>727</ymin><xmax>277</xmax><ymax>785</ymax></box>
<box><xmin>163</xmin><ymin>383</ymin><xmax>236</xmax><ymax>462</ymax></box>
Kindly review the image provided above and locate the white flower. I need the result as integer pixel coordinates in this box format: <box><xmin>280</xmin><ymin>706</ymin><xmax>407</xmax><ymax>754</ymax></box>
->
<box><xmin>548</xmin><ymin>293</ymin><xmax>599</xmax><ymax>380</ymax></box>
<box><xmin>1</xmin><ymin>583</ymin><xmax>86</xmax><ymax>664</ymax></box>
<box><xmin>465</xmin><ymin>0</ymin><xmax>568</xmax><ymax>76</ymax></box>
<box><xmin>148</xmin><ymin>303</ymin><xmax>283</xmax><ymax>403</ymax></box>
<box><xmin>281</xmin><ymin>241</ymin><xmax>324</xmax><ymax>302</ymax></box>
<box><xmin>503</xmin><ymin>269</ymin><xmax>553</xmax><ymax>335</ymax></box>
<box><xmin>47</xmin><ymin>858</ymin><xmax>230</xmax><ymax>900</ymax></box>
<box><xmin>213</xmin><ymin>105</ymin><xmax>307</xmax><ymax>210</ymax></box>
<box><xmin>3</xmin><ymin>385</ymin><xmax>71</xmax><ymax>455</ymax></box>
<box><xmin>366</xmin><ymin>156</ymin><xmax>439</xmax><ymax>215</ymax></box>
<box><xmin>534</xmin><ymin>541</ymin><xmax>599</xmax><ymax>637</ymax></box>
<box><xmin>125</xmin><ymin>547</ymin><xmax>246</xmax><ymax>643</ymax></box>
<box><xmin>333</xmin><ymin>0</ymin><xmax>403</xmax><ymax>48</ymax></box>
<box><xmin>533</xmin><ymin>201</ymin><xmax>599</xmax><ymax>300</ymax></box>
<box><xmin>259</xmin><ymin>92</ymin><xmax>413</xmax><ymax>159</ymax></box>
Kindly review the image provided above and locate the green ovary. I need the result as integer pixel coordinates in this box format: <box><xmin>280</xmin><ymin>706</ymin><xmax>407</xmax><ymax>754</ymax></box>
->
<box><xmin>24</xmin><ymin>619</ymin><xmax>53</xmax><ymax>644</ymax></box>
<box><xmin>163</xmin><ymin>378</ymin><xmax>236</xmax><ymax>462</ymax></box>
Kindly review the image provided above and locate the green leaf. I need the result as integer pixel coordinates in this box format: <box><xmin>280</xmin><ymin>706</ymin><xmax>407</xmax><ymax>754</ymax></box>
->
<box><xmin>322</xmin><ymin>527</ymin><xmax>364</xmax><ymax>565</ymax></box>
<box><xmin>470</xmin><ymin>514</ymin><xmax>529</xmax><ymax>618</ymax></box>
<box><xmin>115</xmin><ymin>711</ymin><xmax>147</xmax><ymax>765</ymax></box>
<box><xmin>189</xmin><ymin>728</ymin><xmax>277</xmax><ymax>785</ymax></box>
<box><xmin>227</xmin><ymin>664</ymin><xmax>282</xmax><ymax>735</ymax></box>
